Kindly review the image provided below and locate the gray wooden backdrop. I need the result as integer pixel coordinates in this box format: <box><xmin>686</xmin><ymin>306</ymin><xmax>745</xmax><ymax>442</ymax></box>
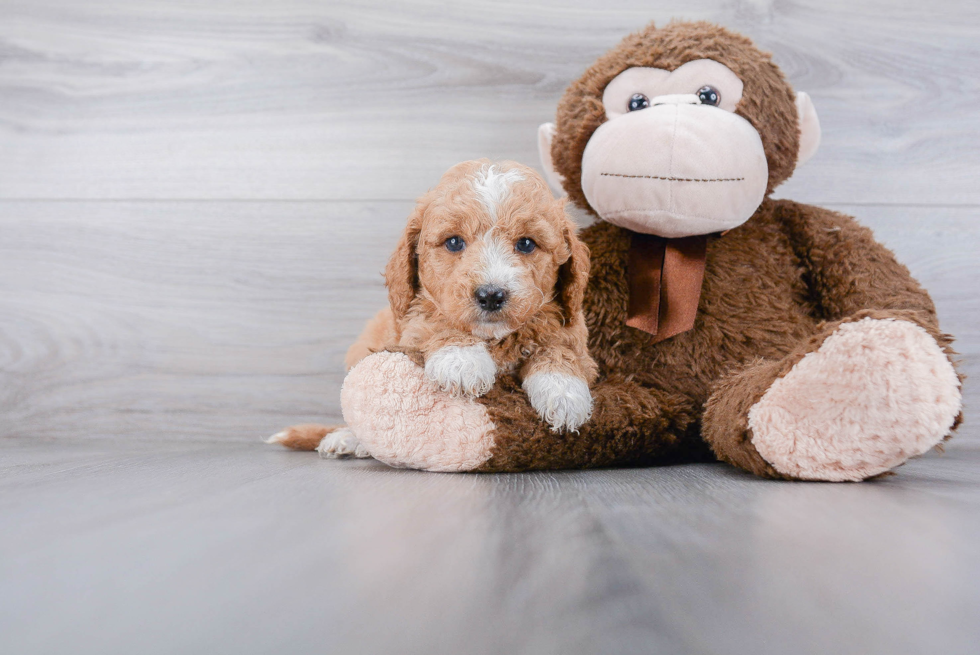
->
<box><xmin>2</xmin><ymin>0</ymin><xmax>977</xmax><ymax>442</ymax></box>
<box><xmin>2</xmin><ymin>2</ymin><xmax>980</xmax><ymax>654</ymax></box>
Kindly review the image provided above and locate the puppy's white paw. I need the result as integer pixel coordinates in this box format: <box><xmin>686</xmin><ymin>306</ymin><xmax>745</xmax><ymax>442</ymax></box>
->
<box><xmin>523</xmin><ymin>372</ymin><xmax>593</xmax><ymax>432</ymax></box>
<box><xmin>424</xmin><ymin>344</ymin><xmax>497</xmax><ymax>397</ymax></box>
<box><xmin>316</xmin><ymin>427</ymin><xmax>371</xmax><ymax>459</ymax></box>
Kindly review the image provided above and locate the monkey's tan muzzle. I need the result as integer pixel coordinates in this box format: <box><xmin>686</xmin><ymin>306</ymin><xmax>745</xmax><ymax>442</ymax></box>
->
<box><xmin>580</xmin><ymin>95</ymin><xmax>769</xmax><ymax>238</ymax></box>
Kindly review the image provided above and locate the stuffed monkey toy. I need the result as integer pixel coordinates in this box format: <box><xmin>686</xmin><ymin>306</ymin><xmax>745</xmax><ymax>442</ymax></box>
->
<box><xmin>328</xmin><ymin>21</ymin><xmax>963</xmax><ymax>480</ymax></box>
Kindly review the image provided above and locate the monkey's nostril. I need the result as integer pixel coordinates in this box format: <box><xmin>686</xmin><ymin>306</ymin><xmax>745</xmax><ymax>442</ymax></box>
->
<box><xmin>475</xmin><ymin>285</ymin><xmax>509</xmax><ymax>312</ymax></box>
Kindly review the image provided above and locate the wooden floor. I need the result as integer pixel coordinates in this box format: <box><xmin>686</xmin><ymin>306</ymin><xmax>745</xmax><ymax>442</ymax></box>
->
<box><xmin>1</xmin><ymin>1</ymin><xmax>979</xmax><ymax>653</ymax></box>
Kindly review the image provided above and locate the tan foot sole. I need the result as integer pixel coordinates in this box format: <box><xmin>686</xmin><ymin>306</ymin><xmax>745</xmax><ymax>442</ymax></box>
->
<box><xmin>748</xmin><ymin>318</ymin><xmax>961</xmax><ymax>481</ymax></box>
<box><xmin>341</xmin><ymin>351</ymin><xmax>496</xmax><ymax>472</ymax></box>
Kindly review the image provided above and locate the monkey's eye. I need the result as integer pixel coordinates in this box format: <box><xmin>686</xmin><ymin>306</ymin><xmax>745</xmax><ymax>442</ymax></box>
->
<box><xmin>697</xmin><ymin>85</ymin><xmax>721</xmax><ymax>107</ymax></box>
<box><xmin>515</xmin><ymin>237</ymin><xmax>537</xmax><ymax>254</ymax></box>
<box><xmin>444</xmin><ymin>236</ymin><xmax>466</xmax><ymax>253</ymax></box>
<box><xmin>628</xmin><ymin>93</ymin><xmax>650</xmax><ymax>112</ymax></box>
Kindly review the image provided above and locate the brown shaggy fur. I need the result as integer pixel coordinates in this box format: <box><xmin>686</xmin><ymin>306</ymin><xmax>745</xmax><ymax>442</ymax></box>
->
<box><xmin>468</xmin><ymin>22</ymin><xmax>961</xmax><ymax>475</ymax></box>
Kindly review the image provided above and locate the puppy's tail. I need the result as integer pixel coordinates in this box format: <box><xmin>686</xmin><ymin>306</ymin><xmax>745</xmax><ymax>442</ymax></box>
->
<box><xmin>265</xmin><ymin>424</ymin><xmax>342</xmax><ymax>451</ymax></box>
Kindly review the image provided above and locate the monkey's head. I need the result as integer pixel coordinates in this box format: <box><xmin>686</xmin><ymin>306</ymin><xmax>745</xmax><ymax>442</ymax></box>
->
<box><xmin>539</xmin><ymin>21</ymin><xmax>820</xmax><ymax>238</ymax></box>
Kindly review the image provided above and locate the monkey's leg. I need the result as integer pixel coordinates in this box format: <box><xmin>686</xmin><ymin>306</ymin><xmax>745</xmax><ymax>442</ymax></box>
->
<box><xmin>702</xmin><ymin>312</ymin><xmax>962</xmax><ymax>481</ymax></box>
<box><xmin>342</xmin><ymin>351</ymin><xmax>703</xmax><ymax>472</ymax></box>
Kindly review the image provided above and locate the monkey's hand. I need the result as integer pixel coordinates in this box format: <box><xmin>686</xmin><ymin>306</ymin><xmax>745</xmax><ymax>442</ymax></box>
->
<box><xmin>522</xmin><ymin>372</ymin><xmax>594</xmax><ymax>433</ymax></box>
<box><xmin>424</xmin><ymin>343</ymin><xmax>497</xmax><ymax>397</ymax></box>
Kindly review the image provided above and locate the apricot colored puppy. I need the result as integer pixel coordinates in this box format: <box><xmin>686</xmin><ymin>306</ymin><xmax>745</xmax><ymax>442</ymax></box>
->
<box><xmin>269</xmin><ymin>159</ymin><xmax>597</xmax><ymax>458</ymax></box>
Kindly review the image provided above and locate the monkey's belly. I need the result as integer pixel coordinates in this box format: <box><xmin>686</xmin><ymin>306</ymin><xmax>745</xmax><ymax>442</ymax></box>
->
<box><xmin>585</xmin><ymin>212</ymin><xmax>818</xmax><ymax>402</ymax></box>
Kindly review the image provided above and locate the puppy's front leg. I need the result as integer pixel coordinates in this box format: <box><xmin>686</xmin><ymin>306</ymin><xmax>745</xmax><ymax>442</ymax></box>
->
<box><xmin>424</xmin><ymin>341</ymin><xmax>497</xmax><ymax>397</ymax></box>
<box><xmin>522</xmin><ymin>371</ymin><xmax>593</xmax><ymax>433</ymax></box>
<box><xmin>520</xmin><ymin>349</ymin><xmax>595</xmax><ymax>433</ymax></box>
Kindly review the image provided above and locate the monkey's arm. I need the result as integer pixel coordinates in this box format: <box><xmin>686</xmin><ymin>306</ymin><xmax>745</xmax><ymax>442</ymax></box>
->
<box><xmin>775</xmin><ymin>199</ymin><xmax>944</xmax><ymax>333</ymax></box>
<box><xmin>340</xmin><ymin>350</ymin><xmax>707</xmax><ymax>472</ymax></box>
<box><xmin>474</xmin><ymin>374</ymin><xmax>707</xmax><ymax>471</ymax></box>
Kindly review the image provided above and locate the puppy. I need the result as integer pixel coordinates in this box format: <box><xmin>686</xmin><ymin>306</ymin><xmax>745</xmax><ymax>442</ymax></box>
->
<box><xmin>268</xmin><ymin>159</ymin><xmax>597</xmax><ymax>458</ymax></box>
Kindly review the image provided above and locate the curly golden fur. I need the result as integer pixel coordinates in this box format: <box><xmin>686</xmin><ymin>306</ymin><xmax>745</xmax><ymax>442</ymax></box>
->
<box><xmin>272</xmin><ymin>159</ymin><xmax>597</xmax><ymax>451</ymax></box>
<box><xmin>376</xmin><ymin>159</ymin><xmax>594</xmax><ymax>382</ymax></box>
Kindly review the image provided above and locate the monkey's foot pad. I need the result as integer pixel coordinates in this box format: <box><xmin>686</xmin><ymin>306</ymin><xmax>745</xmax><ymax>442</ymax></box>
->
<box><xmin>748</xmin><ymin>317</ymin><xmax>961</xmax><ymax>481</ymax></box>
<box><xmin>342</xmin><ymin>351</ymin><xmax>496</xmax><ymax>472</ymax></box>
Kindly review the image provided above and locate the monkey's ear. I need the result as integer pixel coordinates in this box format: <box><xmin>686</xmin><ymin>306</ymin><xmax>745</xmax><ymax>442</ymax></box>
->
<box><xmin>796</xmin><ymin>92</ymin><xmax>821</xmax><ymax>167</ymax></box>
<box><xmin>384</xmin><ymin>205</ymin><xmax>423</xmax><ymax>323</ymax></box>
<box><xmin>537</xmin><ymin>122</ymin><xmax>567</xmax><ymax>197</ymax></box>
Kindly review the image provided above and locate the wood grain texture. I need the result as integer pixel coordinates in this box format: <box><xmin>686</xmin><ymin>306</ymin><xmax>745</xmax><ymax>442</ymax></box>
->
<box><xmin>0</xmin><ymin>200</ymin><xmax>407</xmax><ymax>440</ymax></box>
<box><xmin>1</xmin><ymin>438</ymin><xmax>979</xmax><ymax>655</ymax></box>
<box><xmin>0</xmin><ymin>0</ymin><xmax>978</xmax><ymax>203</ymax></box>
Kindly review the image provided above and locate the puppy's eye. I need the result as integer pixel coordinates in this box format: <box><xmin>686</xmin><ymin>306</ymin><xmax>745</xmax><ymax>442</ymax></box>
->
<box><xmin>515</xmin><ymin>237</ymin><xmax>536</xmax><ymax>254</ymax></box>
<box><xmin>444</xmin><ymin>236</ymin><xmax>466</xmax><ymax>253</ymax></box>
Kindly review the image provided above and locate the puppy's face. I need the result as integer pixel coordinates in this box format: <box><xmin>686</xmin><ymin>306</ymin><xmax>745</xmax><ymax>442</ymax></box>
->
<box><xmin>388</xmin><ymin>160</ymin><xmax>588</xmax><ymax>339</ymax></box>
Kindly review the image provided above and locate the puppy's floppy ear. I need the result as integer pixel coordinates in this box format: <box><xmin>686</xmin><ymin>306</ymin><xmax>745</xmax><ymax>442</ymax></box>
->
<box><xmin>557</xmin><ymin>211</ymin><xmax>590</xmax><ymax>326</ymax></box>
<box><xmin>385</xmin><ymin>202</ymin><xmax>424</xmax><ymax>322</ymax></box>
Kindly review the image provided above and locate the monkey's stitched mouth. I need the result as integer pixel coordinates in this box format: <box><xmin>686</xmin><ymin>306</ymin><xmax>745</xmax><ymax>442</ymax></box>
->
<box><xmin>600</xmin><ymin>173</ymin><xmax>745</xmax><ymax>183</ymax></box>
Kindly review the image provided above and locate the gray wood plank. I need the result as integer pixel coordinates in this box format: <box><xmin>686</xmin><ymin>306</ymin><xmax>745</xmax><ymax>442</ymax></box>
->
<box><xmin>0</xmin><ymin>199</ymin><xmax>407</xmax><ymax>440</ymax></box>
<box><xmin>1</xmin><ymin>437</ymin><xmax>978</xmax><ymax>655</ymax></box>
<box><xmin>1</xmin><ymin>0</ymin><xmax>978</xmax><ymax>204</ymax></box>
<box><xmin>1</xmin><ymin>200</ymin><xmax>976</xmax><ymax>442</ymax></box>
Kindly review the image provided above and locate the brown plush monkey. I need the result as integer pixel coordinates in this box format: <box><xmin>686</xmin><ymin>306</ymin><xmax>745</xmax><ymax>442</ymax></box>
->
<box><xmin>337</xmin><ymin>21</ymin><xmax>963</xmax><ymax>480</ymax></box>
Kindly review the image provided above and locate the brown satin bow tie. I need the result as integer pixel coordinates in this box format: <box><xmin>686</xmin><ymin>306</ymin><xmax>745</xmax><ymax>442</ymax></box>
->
<box><xmin>626</xmin><ymin>233</ymin><xmax>708</xmax><ymax>343</ymax></box>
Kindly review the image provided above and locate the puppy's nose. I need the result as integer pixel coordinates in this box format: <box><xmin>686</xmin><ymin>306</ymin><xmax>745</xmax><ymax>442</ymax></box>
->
<box><xmin>475</xmin><ymin>285</ymin><xmax>509</xmax><ymax>312</ymax></box>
